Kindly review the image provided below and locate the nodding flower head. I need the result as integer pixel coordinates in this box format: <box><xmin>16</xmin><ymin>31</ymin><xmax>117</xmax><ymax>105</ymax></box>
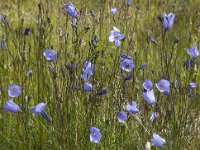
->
<box><xmin>64</xmin><ymin>2</ymin><xmax>77</xmax><ymax>18</ymax></box>
<box><xmin>163</xmin><ymin>12</ymin><xmax>175</xmax><ymax>30</ymax></box>
<box><xmin>3</xmin><ymin>100</ymin><xmax>20</xmax><ymax>113</ymax></box>
<box><xmin>120</xmin><ymin>53</ymin><xmax>134</xmax><ymax>72</ymax></box>
<box><xmin>90</xmin><ymin>127</ymin><xmax>102</xmax><ymax>143</ymax></box>
<box><xmin>109</xmin><ymin>27</ymin><xmax>125</xmax><ymax>47</ymax></box>
<box><xmin>81</xmin><ymin>61</ymin><xmax>95</xmax><ymax>81</ymax></box>
<box><xmin>43</xmin><ymin>49</ymin><xmax>56</xmax><ymax>62</ymax></box>
<box><xmin>156</xmin><ymin>79</ymin><xmax>170</xmax><ymax>94</ymax></box>
<box><xmin>126</xmin><ymin>101</ymin><xmax>139</xmax><ymax>114</ymax></box>
<box><xmin>117</xmin><ymin>110</ymin><xmax>127</xmax><ymax>123</ymax></box>
<box><xmin>142</xmin><ymin>89</ymin><xmax>156</xmax><ymax>105</ymax></box>
<box><xmin>111</xmin><ymin>7</ymin><xmax>117</xmax><ymax>14</ymax></box>
<box><xmin>187</xmin><ymin>45</ymin><xmax>199</xmax><ymax>59</ymax></box>
<box><xmin>31</xmin><ymin>103</ymin><xmax>47</xmax><ymax>117</ymax></box>
<box><xmin>143</xmin><ymin>79</ymin><xmax>153</xmax><ymax>91</ymax></box>
<box><xmin>8</xmin><ymin>84</ymin><xmax>21</xmax><ymax>98</ymax></box>
<box><xmin>151</xmin><ymin>133</ymin><xmax>166</xmax><ymax>147</ymax></box>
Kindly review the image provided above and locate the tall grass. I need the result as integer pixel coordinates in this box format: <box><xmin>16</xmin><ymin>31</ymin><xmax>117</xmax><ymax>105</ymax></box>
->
<box><xmin>0</xmin><ymin>0</ymin><xmax>200</xmax><ymax>149</ymax></box>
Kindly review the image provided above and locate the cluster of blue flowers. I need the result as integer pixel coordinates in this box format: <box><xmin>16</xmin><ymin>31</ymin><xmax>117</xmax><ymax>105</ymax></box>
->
<box><xmin>2</xmin><ymin>1</ymin><xmax>199</xmax><ymax>148</ymax></box>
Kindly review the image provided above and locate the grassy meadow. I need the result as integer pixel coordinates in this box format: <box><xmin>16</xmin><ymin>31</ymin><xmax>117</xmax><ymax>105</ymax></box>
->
<box><xmin>0</xmin><ymin>0</ymin><xmax>200</xmax><ymax>149</ymax></box>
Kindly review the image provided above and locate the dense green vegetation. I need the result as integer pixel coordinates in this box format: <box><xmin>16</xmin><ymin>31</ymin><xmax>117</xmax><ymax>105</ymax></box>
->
<box><xmin>0</xmin><ymin>0</ymin><xmax>200</xmax><ymax>149</ymax></box>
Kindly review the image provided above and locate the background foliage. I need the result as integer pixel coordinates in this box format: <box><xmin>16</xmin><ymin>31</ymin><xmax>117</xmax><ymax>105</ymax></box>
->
<box><xmin>0</xmin><ymin>0</ymin><xmax>200</xmax><ymax>149</ymax></box>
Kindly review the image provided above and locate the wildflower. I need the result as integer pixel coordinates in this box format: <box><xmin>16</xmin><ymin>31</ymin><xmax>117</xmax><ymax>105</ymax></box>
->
<box><xmin>111</xmin><ymin>7</ymin><xmax>117</xmax><ymax>14</ymax></box>
<box><xmin>64</xmin><ymin>2</ymin><xmax>77</xmax><ymax>18</ymax></box>
<box><xmin>187</xmin><ymin>45</ymin><xmax>199</xmax><ymax>59</ymax></box>
<box><xmin>185</xmin><ymin>59</ymin><xmax>191</xmax><ymax>70</ymax></box>
<box><xmin>97</xmin><ymin>89</ymin><xmax>108</xmax><ymax>96</ymax></box>
<box><xmin>188</xmin><ymin>82</ymin><xmax>197</xmax><ymax>89</ymax></box>
<box><xmin>124</xmin><ymin>74</ymin><xmax>133</xmax><ymax>81</ymax></box>
<box><xmin>43</xmin><ymin>49</ymin><xmax>56</xmax><ymax>62</ymax></box>
<box><xmin>90</xmin><ymin>127</ymin><xmax>102</xmax><ymax>143</ymax></box>
<box><xmin>31</xmin><ymin>103</ymin><xmax>47</xmax><ymax>117</ymax></box>
<box><xmin>109</xmin><ymin>27</ymin><xmax>125</xmax><ymax>47</ymax></box>
<box><xmin>3</xmin><ymin>100</ymin><xmax>20</xmax><ymax>113</ymax></box>
<box><xmin>120</xmin><ymin>53</ymin><xmax>134</xmax><ymax>72</ymax></box>
<box><xmin>126</xmin><ymin>101</ymin><xmax>139</xmax><ymax>114</ymax></box>
<box><xmin>24</xmin><ymin>28</ymin><xmax>30</xmax><ymax>36</ymax></box>
<box><xmin>142</xmin><ymin>89</ymin><xmax>156</xmax><ymax>104</ymax></box>
<box><xmin>150</xmin><ymin>112</ymin><xmax>157</xmax><ymax>122</ymax></box>
<box><xmin>143</xmin><ymin>79</ymin><xmax>153</xmax><ymax>91</ymax></box>
<box><xmin>117</xmin><ymin>110</ymin><xmax>127</xmax><ymax>123</ymax></box>
<box><xmin>84</xmin><ymin>82</ymin><xmax>93</xmax><ymax>91</ymax></box>
<box><xmin>156</xmin><ymin>79</ymin><xmax>170</xmax><ymax>94</ymax></box>
<box><xmin>127</xmin><ymin>0</ymin><xmax>131</xmax><ymax>6</ymax></box>
<box><xmin>151</xmin><ymin>133</ymin><xmax>166</xmax><ymax>147</ymax></box>
<box><xmin>81</xmin><ymin>61</ymin><xmax>94</xmax><ymax>81</ymax></box>
<box><xmin>138</xmin><ymin>63</ymin><xmax>147</xmax><ymax>70</ymax></box>
<box><xmin>1</xmin><ymin>38</ymin><xmax>5</xmax><ymax>49</ymax></box>
<box><xmin>163</xmin><ymin>12</ymin><xmax>175</xmax><ymax>30</ymax></box>
<box><xmin>8</xmin><ymin>84</ymin><xmax>21</xmax><ymax>98</ymax></box>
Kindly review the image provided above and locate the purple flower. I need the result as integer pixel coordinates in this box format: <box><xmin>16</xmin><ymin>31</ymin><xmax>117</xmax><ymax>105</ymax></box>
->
<box><xmin>142</xmin><ymin>89</ymin><xmax>156</xmax><ymax>104</ymax></box>
<box><xmin>117</xmin><ymin>110</ymin><xmax>127</xmax><ymax>123</ymax></box>
<box><xmin>84</xmin><ymin>82</ymin><xmax>93</xmax><ymax>91</ymax></box>
<box><xmin>81</xmin><ymin>61</ymin><xmax>94</xmax><ymax>81</ymax></box>
<box><xmin>1</xmin><ymin>38</ymin><xmax>5</xmax><ymax>49</ymax></box>
<box><xmin>111</xmin><ymin>7</ymin><xmax>117</xmax><ymax>14</ymax></box>
<box><xmin>64</xmin><ymin>2</ymin><xmax>77</xmax><ymax>18</ymax></box>
<box><xmin>126</xmin><ymin>101</ymin><xmax>139</xmax><ymax>114</ymax></box>
<box><xmin>8</xmin><ymin>84</ymin><xmax>21</xmax><ymax>98</ymax></box>
<box><xmin>124</xmin><ymin>74</ymin><xmax>133</xmax><ymax>81</ymax></box>
<box><xmin>138</xmin><ymin>63</ymin><xmax>147</xmax><ymax>70</ymax></box>
<box><xmin>143</xmin><ymin>79</ymin><xmax>153</xmax><ymax>91</ymax></box>
<box><xmin>185</xmin><ymin>59</ymin><xmax>191</xmax><ymax>70</ymax></box>
<box><xmin>127</xmin><ymin>0</ymin><xmax>131</xmax><ymax>6</ymax></box>
<box><xmin>120</xmin><ymin>54</ymin><xmax>135</xmax><ymax>72</ymax></box>
<box><xmin>31</xmin><ymin>103</ymin><xmax>47</xmax><ymax>117</ymax></box>
<box><xmin>188</xmin><ymin>82</ymin><xmax>197</xmax><ymax>89</ymax></box>
<box><xmin>3</xmin><ymin>100</ymin><xmax>20</xmax><ymax>113</ymax></box>
<box><xmin>24</xmin><ymin>28</ymin><xmax>30</xmax><ymax>36</ymax></box>
<box><xmin>120</xmin><ymin>53</ymin><xmax>132</xmax><ymax>59</ymax></box>
<box><xmin>163</xmin><ymin>12</ymin><xmax>175</xmax><ymax>30</ymax></box>
<box><xmin>156</xmin><ymin>79</ymin><xmax>170</xmax><ymax>93</ymax></box>
<box><xmin>43</xmin><ymin>49</ymin><xmax>56</xmax><ymax>62</ymax></box>
<box><xmin>90</xmin><ymin>127</ymin><xmax>102</xmax><ymax>143</ymax></box>
<box><xmin>150</xmin><ymin>112</ymin><xmax>157</xmax><ymax>122</ymax></box>
<box><xmin>151</xmin><ymin>133</ymin><xmax>166</xmax><ymax>147</ymax></box>
<box><xmin>187</xmin><ymin>45</ymin><xmax>199</xmax><ymax>59</ymax></box>
<box><xmin>109</xmin><ymin>27</ymin><xmax>125</xmax><ymax>47</ymax></box>
<box><xmin>97</xmin><ymin>89</ymin><xmax>108</xmax><ymax>96</ymax></box>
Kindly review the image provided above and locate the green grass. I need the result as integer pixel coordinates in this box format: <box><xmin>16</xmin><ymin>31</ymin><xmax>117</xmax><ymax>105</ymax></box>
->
<box><xmin>0</xmin><ymin>0</ymin><xmax>200</xmax><ymax>149</ymax></box>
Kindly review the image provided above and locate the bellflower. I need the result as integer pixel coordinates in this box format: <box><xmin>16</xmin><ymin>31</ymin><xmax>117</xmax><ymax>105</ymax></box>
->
<box><xmin>150</xmin><ymin>112</ymin><xmax>157</xmax><ymax>122</ymax></box>
<box><xmin>120</xmin><ymin>54</ymin><xmax>134</xmax><ymax>72</ymax></box>
<box><xmin>8</xmin><ymin>84</ymin><xmax>21</xmax><ymax>98</ymax></box>
<box><xmin>81</xmin><ymin>61</ymin><xmax>94</xmax><ymax>81</ymax></box>
<box><xmin>142</xmin><ymin>89</ymin><xmax>156</xmax><ymax>104</ymax></box>
<box><xmin>31</xmin><ymin>103</ymin><xmax>47</xmax><ymax>117</ymax></box>
<box><xmin>90</xmin><ymin>127</ymin><xmax>102</xmax><ymax>143</ymax></box>
<box><xmin>126</xmin><ymin>101</ymin><xmax>139</xmax><ymax>114</ymax></box>
<box><xmin>111</xmin><ymin>7</ymin><xmax>117</xmax><ymax>14</ymax></box>
<box><xmin>188</xmin><ymin>82</ymin><xmax>197</xmax><ymax>89</ymax></box>
<box><xmin>187</xmin><ymin>45</ymin><xmax>199</xmax><ymax>59</ymax></box>
<box><xmin>65</xmin><ymin>2</ymin><xmax>77</xmax><ymax>18</ymax></box>
<box><xmin>117</xmin><ymin>110</ymin><xmax>127</xmax><ymax>123</ymax></box>
<box><xmin>143</xmin><ymin>79</ymin><xmax>153</xmax><ymax>91</ymax></box>
<box><xmin>163</xmin><ymin>12</ymin><xmax>175</xmax><ymax>30</ymax></box>
<box><xmin>156</xmin><ymin>79</ymin><xmax>170</xmax><ymax>94</ymax></box>
<box><xmin>97</xmin><ymin>89</ymin><xmax>108</xmax><ymax>96</ymax></box>
<box><xmin>3</xmin><ymin>100</ymin><xmax>20</xmax><ymax>113</ymax></box>
<box><xmin>127</xmin><ymin>0</ymin><xmax>131</xmax><ymax>6</ymax></box>
<box><xmin>84</xmin><ymin>82</ymin><xmax>93</xmax><ymax>91</ymax></box>
<box><xmin>109</xmin><ymin>27</ymin><xmax>125</xmax><ymax>47</ymax></box>
<box><xmin>43</xmin><ymin>49</ymin><xmax>56</xmax><ymax>62</ymax></box>
<box><xmin>151</xmin><ymin>133</ymin><xmax>166</xmax><ymax>147</ymax></box>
